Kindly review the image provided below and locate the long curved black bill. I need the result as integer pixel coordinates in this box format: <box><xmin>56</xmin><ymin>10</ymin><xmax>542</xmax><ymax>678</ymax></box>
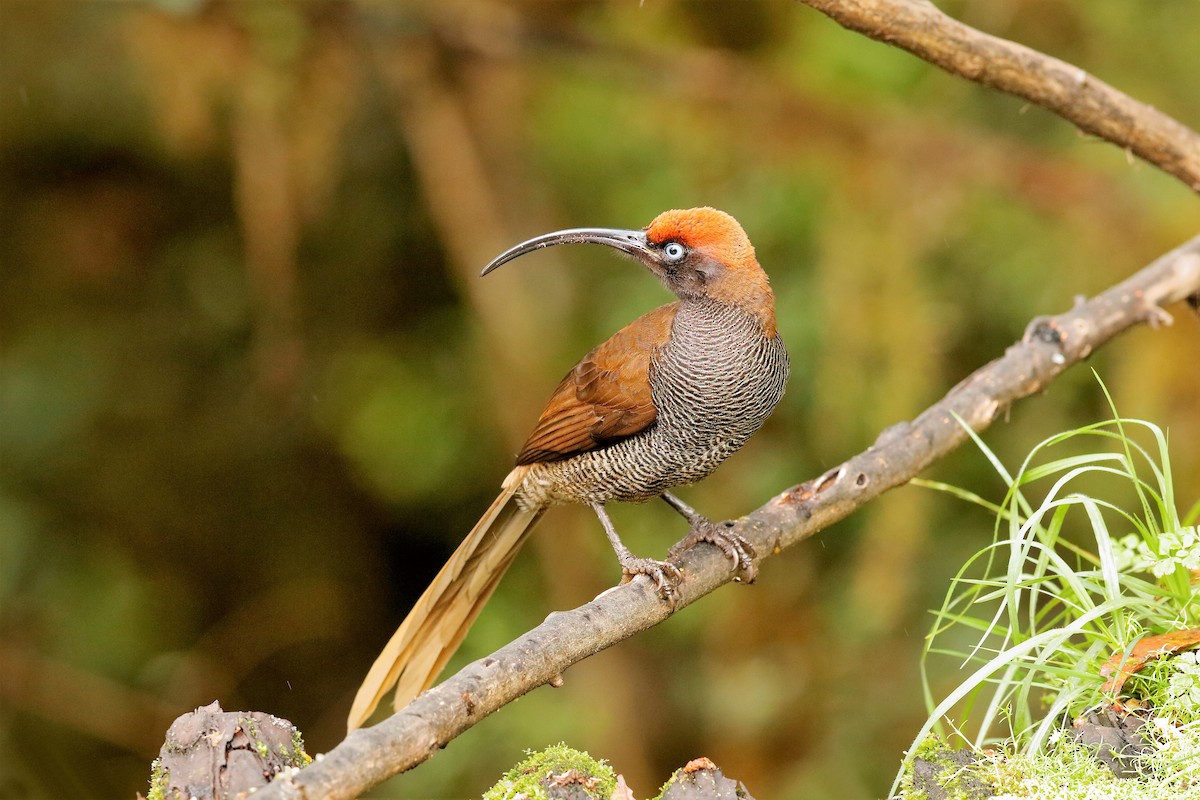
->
<box><xmin>481</xmin><ymin>228</ymin><xmax>651</xmax><ymax>276</ymax></box>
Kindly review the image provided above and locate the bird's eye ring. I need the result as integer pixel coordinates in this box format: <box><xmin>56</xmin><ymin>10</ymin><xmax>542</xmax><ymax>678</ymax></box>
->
<box><xmin>662</xmin><ymin>242</ymin><xmax>687</xmax><ymax>262</ymax></box>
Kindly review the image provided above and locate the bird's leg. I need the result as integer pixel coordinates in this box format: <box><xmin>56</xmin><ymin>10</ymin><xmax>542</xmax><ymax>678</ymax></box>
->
<box><xmin>590</xmin><ymin>502</ymin><xmax>680</xmax><ymax>602</ymax></box>
<box><xmin>661</xmin><ymin>491</ymin><xmax>757</xmax><ymax>582</ymax></box>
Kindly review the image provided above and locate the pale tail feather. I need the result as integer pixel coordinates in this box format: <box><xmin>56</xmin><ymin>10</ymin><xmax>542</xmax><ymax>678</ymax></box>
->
<box><xmin>347</xmin><ymin>467</ymin><xmax>542</xmax><ymax>730</ymax></box>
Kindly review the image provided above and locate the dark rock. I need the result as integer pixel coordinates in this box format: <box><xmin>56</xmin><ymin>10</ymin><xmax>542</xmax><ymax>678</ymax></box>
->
<box><xmin>661</xmin><ymin>759</ymin><xmax>755</xmax><ymax>800</ymax></box>
<box><xmin>1072</xmin><ymin>707</ymin><xmax>1152</xmax><ymax>778</ymax></box>
<box><xmin>910</xmin><ymin>746</ymin><xmax>992</xmax><ymax>800</ymax></box>
<box><xmin>151</xmin><ymin>701</ymin><xmax>308</xmax><ymax>800</ymax></box>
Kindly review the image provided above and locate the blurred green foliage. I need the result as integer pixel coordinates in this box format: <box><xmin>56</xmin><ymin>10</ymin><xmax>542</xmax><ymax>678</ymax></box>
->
<box><xmin>0</xmin><ymin>1</ymin><xmax>1196</xmax><ymax>798</ymax></box>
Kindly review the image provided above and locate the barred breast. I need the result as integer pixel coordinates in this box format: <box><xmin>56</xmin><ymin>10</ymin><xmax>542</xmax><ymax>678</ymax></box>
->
<box><xmin>519</xmin><ymin>299</ymin><xmax>788</xmax><ymax>506</ymax></box>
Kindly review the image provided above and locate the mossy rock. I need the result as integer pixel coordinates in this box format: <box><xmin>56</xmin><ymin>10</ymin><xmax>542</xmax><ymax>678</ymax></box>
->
<box><xmin>654</xmin><ymin>757</ymin><xmax>756</xmax><ymax>800</ymax></box>
<box><xmin>484</xmin><ymin>744</ymin><xmax>617</xmax><ymax>800</ymax></box>
<box><xmin>900</xmin><ymin>737</ymin><xmax>993</xmax><ymax>800</ymax></box>
<box><xmin>147</xmin><ymin>701</ymin><xmax>310</xmax><ymax>800</ymax></box>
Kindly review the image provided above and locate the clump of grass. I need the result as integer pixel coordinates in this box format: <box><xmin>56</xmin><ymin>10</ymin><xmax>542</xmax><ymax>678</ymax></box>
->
<box><xmin>895</xmin><ymin>382</ymin><xmax>1199</xmax><ymax>796</ymax></box>
<box><xmin>970</xmin><ymin>735</ymin><xmax>1180</xmax><ymax>800</ymax></box>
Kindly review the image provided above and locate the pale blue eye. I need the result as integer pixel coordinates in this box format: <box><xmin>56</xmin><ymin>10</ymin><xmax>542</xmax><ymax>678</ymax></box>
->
<box><xmin>663</xmin><ymin>242</ymin><xmax>686</xmax><ymax>262</ymax></box>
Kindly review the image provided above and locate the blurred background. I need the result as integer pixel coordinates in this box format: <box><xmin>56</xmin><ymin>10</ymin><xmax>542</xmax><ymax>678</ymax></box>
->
<box><xmin>1</xmin><ymin>1</ymin><xmax>1197</xmax><ymax>797</ymax></box>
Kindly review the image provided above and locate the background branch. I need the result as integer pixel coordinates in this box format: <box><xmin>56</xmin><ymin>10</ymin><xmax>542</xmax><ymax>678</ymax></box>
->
<box><xmin>797</xmin><ymin>0</ymin><xmax>1200</xmax><ymax>193</ymax></box>
<box><xmin>259</xmin><ymin>236</ymin><xmax>1200</xmax><ymax>799</ymax></box>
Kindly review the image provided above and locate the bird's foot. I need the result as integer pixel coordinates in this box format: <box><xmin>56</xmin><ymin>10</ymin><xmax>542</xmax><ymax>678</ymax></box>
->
<box><xmin>617</xmin><ymin>552</ymin><xmax>682</xmax><ymax>605</ymax></box>
<box><xmin>668</xmin><ymin>519</ymin><xmax>758</xmax><ymax>583</ymax></box>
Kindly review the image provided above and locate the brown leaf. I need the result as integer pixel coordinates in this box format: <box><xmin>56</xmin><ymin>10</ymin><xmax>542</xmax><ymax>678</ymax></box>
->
<box><xmin>1100</xmin><ymin>627</ymin><xmax>1200</xmax><ymax>694</ymax></box>
<box><xmin>683</xmin><ymin>757</ymin><xmax>719</xmax><ymax>774</ymax></box>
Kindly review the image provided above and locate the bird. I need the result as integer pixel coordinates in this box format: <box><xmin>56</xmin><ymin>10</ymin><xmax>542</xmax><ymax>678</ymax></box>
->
<box><xmin>348</xmin><ymin>207</ymin><xmax>788</xmax><ymax>730</ymax></box>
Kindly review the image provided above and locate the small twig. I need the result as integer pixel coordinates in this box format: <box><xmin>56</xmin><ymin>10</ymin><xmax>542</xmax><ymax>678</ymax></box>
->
<box><xmin>255</xmin><ymin>236</ymin><xmax>1200</xmax><ymax>800</ymax></box>
<box><xmin>797</xmin><ymin>0</ymin><xmax>1200</xmax><ymax>193</ymax></box>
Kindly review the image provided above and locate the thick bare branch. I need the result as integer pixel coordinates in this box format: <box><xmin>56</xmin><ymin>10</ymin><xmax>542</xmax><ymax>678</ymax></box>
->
<box><xmin>797</xmin><ymin>0</ymin><xmax>1200</xmax><ymax>193</ymax></box>
<box><xmin>256</xmin><ymin>236</ymin><xmax>1200</xmax><ymax>800</ymax></box>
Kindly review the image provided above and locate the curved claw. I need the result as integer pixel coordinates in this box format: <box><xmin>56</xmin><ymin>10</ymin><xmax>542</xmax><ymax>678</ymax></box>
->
<box><xmin>618</xmin><ymin>555</ymin><xmax>682</xmax><ymax>606</ymax></box>
<box><xmin>669</xmin><ymin>520</ymin><xmax>759</xmax><ymax>583</ymax></box>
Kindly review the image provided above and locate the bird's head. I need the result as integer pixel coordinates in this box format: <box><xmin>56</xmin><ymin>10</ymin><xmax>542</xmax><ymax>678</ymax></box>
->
<box><xmin>482</xmin><ymin>207</ymin><xmax>778</xmax><ymax>335</ymax></box>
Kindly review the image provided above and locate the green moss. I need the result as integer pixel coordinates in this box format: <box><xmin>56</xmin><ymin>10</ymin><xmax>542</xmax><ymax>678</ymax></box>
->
<box><xmin>900</xmin><ymin>731</ymin><xmax>1200</xmax><ymax>800</ymax></box>
<box><xmin>651</xmin><ymin>768</ymin><xmax>686</xmax><ymax>800</ymax></box>
<box><xmin>284</xmin><ymin>728</ymin><xmax>313</xmax><ymax>767</ymax></box>
<box><xmin>650</xmin><ymin>764</ymin><xmax>715</xmax><ymax>800</ymax></box>
<box><xmin>971</xmin><ymin>738</ymin><xmax>1200</xmax><ymax>800</ymax></box>
<box><xmin>898</xmin><ymin>735</ymin><xmax>994</xmax><ymax>800</ymax></box>
<box><xmin>237</xmin><ymin>714</ymin><xmax>312</xmax><ymax>767</ymax></box>
<box><xmin>483</xmin><ymin>743</ymin><xmax>615</xmax><ymax>800</ymax></box>
<box><xmin>240</xmin><ymin>716</ymin><xmax>271</xmax><ymax>759</ymax></box>
<box><xmin>650</xmin><ymin>769</ymin><xmax>676</xmax><ymax>800</ymax></box>
<box><xmin>146</xmin><ymin>758</ymin><xmax>172</xmax><ymax>800</ymax></box>
<box><xmin>1125</xmin><ymin>649</ymin><xmax>1200</xmax><ymax>727</ymax></box>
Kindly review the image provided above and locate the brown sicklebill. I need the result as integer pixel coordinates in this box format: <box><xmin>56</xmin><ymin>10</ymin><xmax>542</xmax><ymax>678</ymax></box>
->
<box><xmin>348</xmin><ymin>207</ymin><xmax>788</xmax><ymax>730</ymax></box>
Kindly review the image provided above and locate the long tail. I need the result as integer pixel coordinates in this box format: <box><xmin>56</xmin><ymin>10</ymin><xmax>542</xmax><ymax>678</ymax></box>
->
<box><xmin>347</xmin><ymin>467</ymin><xmax>543</xmax><ymax>731</ymax></box>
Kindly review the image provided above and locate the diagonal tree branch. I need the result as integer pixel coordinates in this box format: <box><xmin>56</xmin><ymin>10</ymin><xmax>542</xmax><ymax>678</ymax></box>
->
<box><xmin>797</xmin><ymin>0</ymin><xmax>1200</xmax><ymax>193</ymax></box>
<box><xmin>258</xmin><ymin>235</ymin><xmax>1200</xmax><ymax>800</ymax></box>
